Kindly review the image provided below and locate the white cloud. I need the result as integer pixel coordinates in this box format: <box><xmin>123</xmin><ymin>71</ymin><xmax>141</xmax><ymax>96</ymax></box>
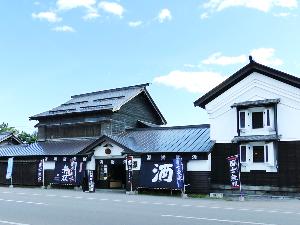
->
<box><xmin>201</xmin><ymin>48</ymin><xmax>283</xmax><ymax>67</ymax></box>
<box><xmin>128</xmin><ymin>21</ymin><xmax>143</xmax><ymax>27</ymax></box>
<box><xmin>250</xmin><ymin>48</ymin><xmax>283</xmax><ymax>66</ymax></box>
<box><xmin>200</xmin><ymin>12</ymin><xmax>209</xmax><ymax>19</ymax></box>
<box><xmin>154</xmin><ymin>70</ymin><xmax>226</xmax><ymax>94</ymax></box>
<box><xmin>203</xmin><ymin>0</ymin><xmax>298</xmax><ymax>14</ymax></box>
<box><xmin>202</xmin><ymin>52</ymin><xmax>247</xmax><ymax>65</ymax></box>
<box><xmin>158</xmin><ymin>8</ymin><xmax>172</xmax><ymax>23</ymax></box>
<box><xmin>52</xmin><ymin>25</ymin><xmax>75</xmax><ymax>32</ymax></box>
<box><xmin>98</xmin><ymin>1</ymin><xmax>124</xmax><ymax>17</ymax></box>
<box><xmin>274</xmin><ymin>12</ymin><xmax>292</xmax><ymax>17</ymax></box>
<box><xmin>83</xmin><ymin>10</ymin><xmax>100</xmax><ymax>20</ymax></box>
<box><xmin>32</xmin><ymin>11</ymin><xmax>62</xmax><ymax>23</ymax></box>
<box><xmin>57</xmin><ymin>0</ymin><xmax>96</xmax><ymax>10</ymax></box>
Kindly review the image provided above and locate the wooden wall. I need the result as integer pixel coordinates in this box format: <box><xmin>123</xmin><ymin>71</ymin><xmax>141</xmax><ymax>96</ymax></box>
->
<box><xmin>0</xmin><ymin>159</ymin><xmax>39</xmax><ymax>186</ymax></box>
<box><xmin>211</xmin><ymin>142</ymin><xmax>300</xmax><ymax>189</ymax></box>
<box><xmin>186</xmin><ymin>171</ymin><xmax>210</xmax><ymax>194</ymax></box>
<box><xmin>112</xmin><ymin>93</ymin><xmax>163</xmax><ymax>130</ymax></box>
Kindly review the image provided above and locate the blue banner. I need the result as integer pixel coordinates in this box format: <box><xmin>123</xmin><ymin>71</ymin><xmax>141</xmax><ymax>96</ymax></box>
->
<box><xmin>6</xmin><ymin>158</ymin><xmax>13</xmax><ymax>180</ymax></box>
<box><xmin>173</xmin><ymin>157</ymin><xmax>184</xmax><ymax>190</ymax></box>
<box><xmin>53</xmin><ymin>157</ymin><xmax>86</xmax><ymax>185</ymax></box>
<box><xmin>139</xmin><ymin>160</ymin><xmax>186</xmax><ymax>189</ymax></box>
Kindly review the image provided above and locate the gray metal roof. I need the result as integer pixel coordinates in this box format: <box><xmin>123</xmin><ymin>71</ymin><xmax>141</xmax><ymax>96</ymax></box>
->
<box><xmin>231</xmin><ymin>99</ymin><xmax>280</xmax><ymax>108</ymax></box>
<box><xmin>0</xmin><ymin>138</ymin><xmax>96</xmax><ymax>157</ymax></box>
<box><xmin>107</xmin><ymin>124</ymin><xmax>214</xmax><ymax>153</ymax></box>
<box><xmin>30</xmin><ymin>83</ymin><xmax>166</xmax><ymax>122</ymax></box>
<box><xmin>0</xmin><ymin>132</ymin><xmax>22</xmax><ymax>144</ymax></box>
<box><xmin>0</xmin><ymin>125</ymin><xmax>214</xmax><ymax>157</ymax></box>
<box><xmin>232</xmin><ymin>134</ymin><xmax>280</xmax><ymax>143</ymax></box>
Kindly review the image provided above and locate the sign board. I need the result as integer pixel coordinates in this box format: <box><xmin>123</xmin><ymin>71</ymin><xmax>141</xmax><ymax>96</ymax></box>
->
<box><xmin>227</xmin><ymin>155</ymin><xmax>240</xmax><ymax>189</ymax></box>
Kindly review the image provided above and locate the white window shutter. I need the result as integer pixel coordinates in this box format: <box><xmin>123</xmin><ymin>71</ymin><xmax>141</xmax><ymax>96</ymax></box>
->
<box><xmin>265</xmin><ymin>143</ymin><xmax>275</xmax><ymax>166</ymax></box>
<box><xmin>247</xmin><ymin>145</ymin><xmax>252</xmax><ymax>163</ymax></box>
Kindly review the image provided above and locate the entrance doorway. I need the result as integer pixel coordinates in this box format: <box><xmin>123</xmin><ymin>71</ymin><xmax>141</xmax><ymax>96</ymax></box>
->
<box><xmin>95</xmin><ymin>159</ymin><xmax>126</xmax><ymax>189</ymax></box>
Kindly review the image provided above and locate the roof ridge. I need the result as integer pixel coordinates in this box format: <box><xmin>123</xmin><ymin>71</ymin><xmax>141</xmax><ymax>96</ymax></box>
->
<box><xmin>194</xmin><ymin>61</ymin><xmax>300</xmax><ymax>108</ymax></box>
<box><xmin>71</xmin><ymin>83</ymin><xmax>150</xmax><ymax>99</ymax></box>
<box><xmin>125</xmin><ymin>124</ymin><xmax>210</xmax><ymax>131</ymax></box>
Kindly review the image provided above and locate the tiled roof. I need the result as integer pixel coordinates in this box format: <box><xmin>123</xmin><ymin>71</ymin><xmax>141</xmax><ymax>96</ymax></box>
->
<box><xmin>231</xmin><ymin>99</ymin><xmax>280</xmax><ymax>108</ymax></box>
<box><xmin>30</xmin><ymin>83</ymin><xmax>155</xmax><ymax>119</ymax></box>
<box><xmin>232</xmin><ymin>134</ymin><xmax>280</xmax><ymax>143</ymax></box>
<box><xmin>0</xmin><ymin>132</ymin><xmax>22</xmax><ymax>144</ymax></box>
<box><xmin>0</xmin><ymin>138</ymin><xmax>96</xmax><ymax>157</ymax></box>
<box><xmin>194</xmin><ymin>58</ymin><xmax>300</xmax><ymax>108</ymax></box>
<box><xmin>107</xmin><ymin>124</ymin><xmax>214</xmax><ymax>153</ymax></box>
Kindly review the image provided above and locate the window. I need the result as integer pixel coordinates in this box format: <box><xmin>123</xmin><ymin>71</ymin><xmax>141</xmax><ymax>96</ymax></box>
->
<box><xmin>252</xmin><ymin>112</ymin><xmax>264</xmax><ymax>129</ymax></box>
<box><xmin>266</xmin><ymin>109</ymin><xmax>270</xmax><ymax>127</ymax></box>
<box><xmin>253</xmin><ymin>146</ymin><xmax>265</xmax><ymax>162</ymax></box>
<box><xmin>239</xmin><ymin>111</ymin><xmax>246</xmax><ymax>128</ymax></box>
<box><xmin>265</xmin><ymin>145</ymin><xmax>269</xmax><ymax>162</ymax></box>
<box><xmin>240</xmin><ymin>145</ymin><xmax>246</xmax><ymax>162</ymax></box>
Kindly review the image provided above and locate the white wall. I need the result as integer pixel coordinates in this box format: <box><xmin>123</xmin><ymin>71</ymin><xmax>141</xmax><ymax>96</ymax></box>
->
<box><xmin>187</xmin><ymin>154</ymin><xmax>211</xmax><ymax>171</ymax></box>
<box><xmin>44</xmin><ymin>161</ymin><xmax>55</xmax><ymax>170</ymax></box>
<box><xmin>205</xmin><ymin>72</ymin><xmax>300</xmax><ymax>143</ymax></box>
<box><xmin>93</xmin><ymin>141</ymin><xmax>124</xmax><ymax>158</ymax></box>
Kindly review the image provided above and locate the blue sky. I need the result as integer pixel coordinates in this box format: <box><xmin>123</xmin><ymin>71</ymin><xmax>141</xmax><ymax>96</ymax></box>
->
<box><xmin>0</xmin><ymin>0</ymin><xmax>299</xmax><ymax>133</ymax></box>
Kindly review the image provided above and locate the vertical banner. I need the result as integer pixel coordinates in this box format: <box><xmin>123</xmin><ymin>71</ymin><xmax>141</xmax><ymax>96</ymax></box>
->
<box><xmin>6</xmin><ymin>157</ymin><xmax>13</xmax><ymax>180</ymax></box>
<box><xmin>53</xmin><ymin>157</ymin><xmax>86</xmax><ymax>185</ymax></box>
<box><xmin>127</xmin><ymin>156</ymin><xmax>133</xmax><ymax>191</ymax></box>
<box><xmin>173</xmin><ymin>157</ymin><xmax>184</xmax><ymax>190</ymax></box>
<box><xmin>37</xmin><ymin>160</ymin><xmax>44</xmax><ymax>183</ymax></box>
<box><xmin>88</xmin><ymin>170</ymin><xmax>95</xmax><ymax>192</ymax></box>
<box><xmin>227</xmin><ymin>155</ymin><xmax>240</xmax><ymax>189</ymax></box>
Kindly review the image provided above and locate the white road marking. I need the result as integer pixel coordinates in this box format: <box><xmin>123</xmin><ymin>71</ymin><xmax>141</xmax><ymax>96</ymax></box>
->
<box><xmin>161</xmin><ymin>215</ymin><xmax>277</xmax><ymax>225</ymax></box>
<box><xmin>46</xmin><ymin>194</ymin><xmax>56</xmax><ymax>197</ymax></box>
<box><xmin>152</xmin><ymin>202</ymin><xmax>163</xmax><ymax>205</ymax></box>
<box><xmin>182</xmin><ymin>204</ymin><xmax>192</xmax><ymax>207</ymax></box>
<box><xmin>127</xmin><ymin>200</ymin><xmax>135</xmax><ymax>203</ymax></box>
<box><xmin>0</xmin><ymin>199</ymin><xmax>47</xmax><ymax>206</ymax></box>
<box><xmin>74</xmin><ymin>196</ymin><xmax>82</xmax><ymax>199</ymax></box>
<box><xmin>113</xmin><ymin>199</ymin><xmax>121</xmax><ymax>202</ymax></box>
<box><xmin>167</xmin><ymin>203</ymin><xmax>176</xmax><ymax>206</ymax></box>
<box><xmin>61</xmin><ymin>196</ymin><xmax>71</xmax><ymax>198</ymax></box>
<box><xmin>87</xmin><ymin>197</ymin><xmax>96</xmax><ymax>200</ymax></box>
<box><xmin>16</xmin><ymin>193</ymin><xmax>25</xmax><ymax>195</ymax></box>
<box><xmin>100</xmin><ymin>198</ymin><xmax>108</xmax><ymax>201</ymax></box>
<box><xmin>0</xmin><ymin>220</ymin><xmax>31</xmax><ymax>225</ymax></box>
<box><xmin>210</xmin><ymin>206</ymin><xmax>221</xmax><ymax>209</ymax></box>
<box><xmin>32</xmin><ymin>194</ymin><xmax>41</xmax><ymax>196</ymax></box>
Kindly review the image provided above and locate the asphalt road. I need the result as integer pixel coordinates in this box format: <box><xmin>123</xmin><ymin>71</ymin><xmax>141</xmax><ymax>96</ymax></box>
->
<box><xmin>0</xmin><ymin>187</ymin><xmax>299</xmax><ymax>225</ymax></box>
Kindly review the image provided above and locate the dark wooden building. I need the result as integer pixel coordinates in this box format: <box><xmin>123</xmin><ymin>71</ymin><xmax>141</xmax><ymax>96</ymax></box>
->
<box><xmin>194</xmin><ymin>57</ymin><xmax>300</xmax><ymax>194</ymax></box>
<box><xmin>30</xmin><ymin>83</ymin><xmax>166</xmax><ymax>140</ymax></box>
<box><xmin>0</xmin><ymin>84</ymin><xmax>214</xmax><ymax>194</ymax></box>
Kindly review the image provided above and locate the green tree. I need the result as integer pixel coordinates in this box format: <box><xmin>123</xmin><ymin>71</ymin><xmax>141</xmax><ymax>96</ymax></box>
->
<box><xmin>0</xmin><ymin>122</ymin><xmax>19</xmax><ymax>135</ymax></box>
<box><xmin>18</xmin><ymin>131</ymin><xmax>37</xmax><ymax>144</ymax></box>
